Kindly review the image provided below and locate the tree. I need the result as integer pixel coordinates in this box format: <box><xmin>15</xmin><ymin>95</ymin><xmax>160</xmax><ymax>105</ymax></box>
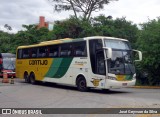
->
<box><xmin>15</xmin><ymin>24</ymin><xmax>55</xmax><ymax>45</ymax></box>
<box><xmin>92</xmin><ymin>15</ymin><xmax>139</xmax><ymax>47</ymax></box>
<box><xmin>4</xmin><ymin>24</ymin><xmax>12</xmax><ymax>31</ymax></box>
<box><xmin>49</xmin><ymin>0</ymin><xmax>117</xmax><ymax>21</ymax></box>
<box><xmin>136</xmin><ymin>18</ymin><xmax>160</xmax><ymax>85</ymax></box>
<box><xmin>53</xmin><ymin>15</ymin><xmax>139</xmax><ymax>42</ymax></box>
<box><xmin>53</xmin><ymin>16</ymin><xmax>96</xmax><ymax>38</ymax></box>
<box><xmin>10</xmin><ymin>24</ymin><xmax>56</xmax><ymax>53</ymax></box>
<box><xmin>0</xmin><ymin>31</ymin><xmax>14</xmax><ymax>53</ymax></box>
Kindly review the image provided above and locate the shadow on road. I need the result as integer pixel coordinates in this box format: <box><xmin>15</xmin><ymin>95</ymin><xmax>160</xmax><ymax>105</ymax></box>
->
<box><xmin>17</xmin><ymin>79</ymin><xmax>131</xmax><ymax>95</ymax></box>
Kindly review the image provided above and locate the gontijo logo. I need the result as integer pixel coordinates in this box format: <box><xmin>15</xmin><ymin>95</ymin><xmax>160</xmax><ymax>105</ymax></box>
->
<box><xmin>29</xmin><ymin>60</ymin><xmax>48</xmax><ymax>65</ymax></box>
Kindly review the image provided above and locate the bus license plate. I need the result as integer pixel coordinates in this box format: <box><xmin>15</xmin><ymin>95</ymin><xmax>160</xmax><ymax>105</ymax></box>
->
<box><xmin>122</xmin><ymin>83</ymin><xmax>127</xmax><ymax>86</ymax></box>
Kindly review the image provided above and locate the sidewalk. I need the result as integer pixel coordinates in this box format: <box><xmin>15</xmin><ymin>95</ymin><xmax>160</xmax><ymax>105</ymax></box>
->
<box><xmin>0</xmin><ymin>78</ymin><xmax>21</xmax><ymax>86</ymax></box>
<box><xmin>130</xmin><ymin>86</ymin><xmax>160</xmax><ymax>89</ymax></box>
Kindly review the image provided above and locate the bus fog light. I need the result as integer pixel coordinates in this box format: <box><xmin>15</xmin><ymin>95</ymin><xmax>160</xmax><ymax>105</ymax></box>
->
<box><xmin>108</xmin><ymin>76</ymin><xmax>117</xmax><ymax>80</ymax></box>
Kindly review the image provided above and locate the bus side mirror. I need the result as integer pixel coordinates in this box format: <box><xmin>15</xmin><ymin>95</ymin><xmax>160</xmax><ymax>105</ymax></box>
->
<box><xmin>103</xmin><ymin>47</ymin><xmax>112</xmax><ymax>59</ymax></box>
<box><xmin>133</xmin><ymin>49</ymin><xmax>142</xmax><ymax>62</ymax></box>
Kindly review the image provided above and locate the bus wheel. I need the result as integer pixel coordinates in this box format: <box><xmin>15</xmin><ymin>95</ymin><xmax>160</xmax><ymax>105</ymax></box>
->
<box><xmin>77</xmin><ymin>76</ymin><xmax>88</xmax><ymax>92</ymax></box>
<box><xmin>30</xmin><ymin>73</ymin><xmax>36</xmax><ymax>85</ymax></box>
<box><xmin>24</xmin><ymin>72</ymin><xmax>30</xmax><ymax>83</ymax></box>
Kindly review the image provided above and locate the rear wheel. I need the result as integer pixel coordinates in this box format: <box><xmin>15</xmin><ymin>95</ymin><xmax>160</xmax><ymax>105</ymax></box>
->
<box><xmin>77</xmin><ymin>76</ymin><xmax>88</xmax><ymax>92</ymax></box>
<box><xmin>30</xmin><ymin>73</ymin><xmax>36</xmax><ymax>84</ymax></box>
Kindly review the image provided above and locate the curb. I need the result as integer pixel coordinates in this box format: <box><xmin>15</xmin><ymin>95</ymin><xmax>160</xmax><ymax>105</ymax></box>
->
<box><xmin>129</xmin><ymin>86</ymin><xmax>160</xmax><ymax>89</ymax></box>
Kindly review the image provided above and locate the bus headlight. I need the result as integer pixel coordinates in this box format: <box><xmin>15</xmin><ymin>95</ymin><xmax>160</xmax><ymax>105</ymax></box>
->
<box><xmin>108</xmin><ymin>76</ymin><xmax>117</xmax><ymax>80</ymax></box>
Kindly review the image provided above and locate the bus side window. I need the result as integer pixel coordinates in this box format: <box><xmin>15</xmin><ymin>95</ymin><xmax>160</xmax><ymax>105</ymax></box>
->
<box><xmin>17</xmin><ymin>49</ymin><xmax>22</xmax><ymax>59</ymax></box>
<box><xmin>30</xmin><ymin>48</ymin><xmax>37</xmax><ymax>58</ymax></box>
<box><xmin>22</xmin><ymin>49</ymin><xmax>29</xmax><ymax>58</ymax></box>
<box><xmin>60</xmin><ymin>44</ymin><xmax>72</xmax><ymax>57</ymax></box>
<box><xmin>48</xmin><ymin>45</ymin><xmax>59</xmax><ymax>57</ymax></box>
<box><xmin>73</xmin><ymin>41</ymin><xmax>87</xmax><ymax>57</ymax></box>
<box><xmin>38</xmin><ymin>47</ymin><xmax>48</xmax><ymax>58</ymax></box>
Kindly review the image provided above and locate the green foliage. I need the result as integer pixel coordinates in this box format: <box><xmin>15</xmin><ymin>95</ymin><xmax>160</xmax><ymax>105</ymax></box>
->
<box><xmin>53</xmin><ymin>17</ymin><xmax>81</xmax><ymax>38</ymax></box>
<box><xmin>53</xmin><ymin>15</ymin><xmax>138</xmax><ymax>44</ymax></box>
<box><xmin>53</xmin><ymin>17</ymin><xmax>96</xmax><ymax>38</ymax></box>
<box><xmin>0</xmin><ymin>25</ymin><xmax>56</xmax><ymax>54</ymax></box>
<box><xmin>136</xmin><ymin>18</ymin><xmax>160</xmax><ymax>85</ymax></box>
<box><xmin>1</xmin><ymin>15</ymin><xmax>138</xmax><ymax>54</ymax></box>
<box><xmin>93</xmin><ymin>15</ymin><xmax>139</xmax><ymax>47</ymax></box>
<box><xmin>0</xmin><ymin>31</ymin><xmax>14</xmax><ymax>53</ymax></box>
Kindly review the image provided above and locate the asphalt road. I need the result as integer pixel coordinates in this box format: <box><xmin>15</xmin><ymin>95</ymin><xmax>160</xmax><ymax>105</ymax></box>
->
<box><xmin>0</xmin><ymin>78</ymin><xmax>160</xmax><ymax>117</ymax></box>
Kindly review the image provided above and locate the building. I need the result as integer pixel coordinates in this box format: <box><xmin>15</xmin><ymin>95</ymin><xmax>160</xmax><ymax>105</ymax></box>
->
<box><xmin>37</xmin><ymin>16</ymin><xmax>54</xmax><ymax>31</ymax></box>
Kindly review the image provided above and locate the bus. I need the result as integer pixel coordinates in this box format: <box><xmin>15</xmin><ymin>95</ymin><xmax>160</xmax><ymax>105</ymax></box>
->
<box><xmin>0</xmin><ymin>53</ymin><xmax>16</xmax><ymax>78</ymax></box>
<box><xmin>16</xmin><ymin>36</ymin><xmax>142</xmax><ymax>91</ymax></box>
<box><xmin>0</xmin><ymin>54</ymin><xmax>2</xmax><ymax>76</ymax></box>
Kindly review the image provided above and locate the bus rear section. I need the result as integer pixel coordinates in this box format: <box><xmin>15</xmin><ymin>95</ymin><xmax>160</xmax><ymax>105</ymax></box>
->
<box><xmin>0</xmin><ymin>53</ymin><xmax>3</xmax><ymax>77</ymax></box>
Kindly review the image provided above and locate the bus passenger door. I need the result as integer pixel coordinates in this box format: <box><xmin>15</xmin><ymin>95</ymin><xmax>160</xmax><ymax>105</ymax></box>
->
<box><xmin>96</xmin><ymin>51</ymin><xmax>106</xmax><ymax>76</ymax></box>
<box><xmin>89</xmin><ymin>40</ymin><xmax>106</xmax><ymax>88</ymax></box>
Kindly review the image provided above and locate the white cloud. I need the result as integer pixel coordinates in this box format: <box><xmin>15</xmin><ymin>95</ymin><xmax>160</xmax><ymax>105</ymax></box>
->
<box><xmin>0</xmin><ymin>0</ymin><xmax>160</xmax><ymax>33</ymax></box>
<box><xmin>101</xmin><ymin>0</ymin><xmax>160</xmax><ymax>24</ymax></box>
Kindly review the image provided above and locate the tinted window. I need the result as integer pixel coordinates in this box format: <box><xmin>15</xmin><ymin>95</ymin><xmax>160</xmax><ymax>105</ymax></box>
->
<box><xmin>60</xmin><ymin>44</ymin><xmax>72</xmax><ymax>57</ymax></box>
<box><xmin>73</xmin><ymin>41</ymin><xmax>87</xmax><ymax>57</ymax></box>
<box><xmin>22</xmin><ymin>49</ymin><xmax>29</xmax><ymax>58</ymax></box>
<box><xmin>49</xmin><ymin>45</ymin><xmax>59</xmax><ymax>57</ymax></box>
<box><xmin>30</xmin><ymin>48</ymin><xmax>37</xmax><ymax>58</ymax></box>
<box><xmin>17</xmin><ymin>49</ymin><xmax>22</xmax><ymax>59</ymax></box>
<box><xmin>104</xmin><ymin>39</ymin><xmax>131</xmax><ymax>50</ymax></box>
<box><xmin>38</xmin><ymin>47</ymin><xmax>48</xmax><ymax>58</ymax></box>
<box><xmin>18</xmin><ymin>41</ymin><xmax>87</xmax><ymax>59</ymax></box>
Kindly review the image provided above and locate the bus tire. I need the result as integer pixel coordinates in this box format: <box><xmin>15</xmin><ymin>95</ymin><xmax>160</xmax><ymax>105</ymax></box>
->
<box><xmin>76</xmin><ymin>76</ymin><xmax>88</xmax><ymax>92</ymax></box>
<box><xmin>30</xmin><ymin>73</ymin><xmax>36</xmax><ymax>85</ymax></box>
<box><xmin>24</xmin><ymin>72</ymin><xmax>30</xmax><ymax>83</ymax></box>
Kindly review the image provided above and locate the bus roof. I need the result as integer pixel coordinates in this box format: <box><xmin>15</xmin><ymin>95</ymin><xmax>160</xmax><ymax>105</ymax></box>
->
<box><xmin>1</xmin><ymin>53</ymin><xmax>16</xmax><ymax>58</ymax></box>
<box><xmin>17</xmin><ymin>36</ymin><xmax>128</xmax><ymax>49</ymax></box>
<box><xmin>84</xmin><ymin>36</ymin><xmax>128</xmax><ymax>41</ymax></box>
<box><xmin>17</xmin><ymin>38</ymin><xmax>84</xmax><ymax>49</ymax></box>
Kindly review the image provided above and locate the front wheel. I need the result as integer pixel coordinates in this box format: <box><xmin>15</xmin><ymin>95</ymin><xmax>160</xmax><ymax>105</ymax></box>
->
<box><xmin>77</xmin><ymin>77</ymin><xmax>88</xmax><ymax>92</ymax></box>
<box><xmin>24</xmin><ymin>73</ymin><xmax>30</xmax><ymax>83</ymax></box>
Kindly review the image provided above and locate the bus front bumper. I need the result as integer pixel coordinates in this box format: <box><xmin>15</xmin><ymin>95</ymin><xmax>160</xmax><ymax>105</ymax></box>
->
<box><xmin>105</xmin><ymin>79</ymin><xmax>136</xmax><ymax>89</ymax></box>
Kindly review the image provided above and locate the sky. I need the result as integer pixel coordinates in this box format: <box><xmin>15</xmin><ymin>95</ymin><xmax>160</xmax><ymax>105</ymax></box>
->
<box><xmin>0</xmin><ymin>0</ymin><xmax>160</xmax><ymax>33</ymax></box>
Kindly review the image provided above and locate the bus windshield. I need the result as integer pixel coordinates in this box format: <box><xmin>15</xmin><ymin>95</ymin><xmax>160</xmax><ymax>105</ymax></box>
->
<box><xmin>104</xmin><ymin>39</ymin><xmax>135</xmax><ymax>75</ymax></box>
<box><xmin>0</xmin><ymin>54</ymin><xmax>2</xmax><ymax>71</ymax></box>
<box><xmin>1</xmin><ymin>53</ymin><xmax>16</xmax><ymax>71</ymax></box>
<box><xmin>3</xmin><ymin>58</ymin><xmax>16</xmax><ymax>70</ymax></box>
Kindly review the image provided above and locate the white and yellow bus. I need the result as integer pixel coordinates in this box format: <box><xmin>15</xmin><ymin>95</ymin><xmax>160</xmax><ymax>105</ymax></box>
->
<box><xmin>16</xmin><ymin>36</ymin><xmax>142</xmax><ymax>91</ymax></box>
